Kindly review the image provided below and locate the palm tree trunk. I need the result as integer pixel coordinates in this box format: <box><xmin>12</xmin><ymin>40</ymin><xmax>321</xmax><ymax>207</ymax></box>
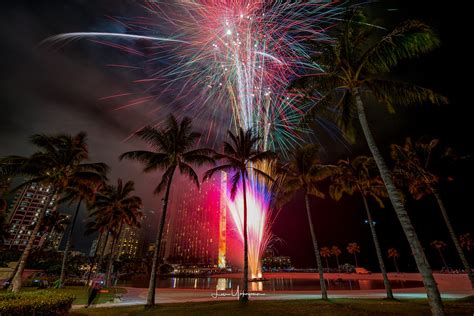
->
<box><xmin>85</xmin><ymin>231</ymin><xmax>103</xmax><ymax>286</ymax></box>
<box><xmin>353</xmin><ymin>253</ymin><xmax>358</xmax><ymax>267</ymax></box>
<box><xmin>325</xmin><ymin>258</ymin><xmax>329</xmax><ymax>270</ymax></box>
<box><xmin>59</xmin><ymin>198</ymin><xmax>83</xmax><ymax>287</ymax></box>
<box><xmin>432</xmin><ymin>189</ymin><xmax>474</xmax><ymax>288</ymax></box>
<box><xmin>240</xmin><ymin>174</ymin><xmax>249</xmax><ymax>302</ymax></box>
<box><xmin>437</xmin><ymin>249</ymin><xmax>448</xmax><ymax>270</ymax></box>
<box><xmin>146</xmin><ymin>168</ymin><xmax>175</xmax><ymax>307</ymax></box>
<box><xmin>393</xmin><ymin>258</ymin><xmax>400</xmax><ymax>273</ymax></box>
<box><xmin>105</xmin><ymin>222</ymin><xmax>123</xmax><ymax>287</ymax></box>
<box><xmin>336</xmin><ymin>256</ymin><xmax>340</xmax><ymax>273</ymax></box>
<box><xmin>10</xmin><ymin>190</ymin><xmax>56</xmax><ymax>293</ymax></box>
<box><xmin>96</xmin><ymin>232</ymin><xmax>109</xmax><ymax>273</ymax></box>
<box><xmin>304</xmin><ymin>192</ymin><xmax>328</xmax><ymax>300</ymax></box>
<box><xmin>361</xmin><ymin>193</ymin><xmax>393</xmax><ymax>299</ymax></box>
<box><xmin>354</xmin><ymin>88</ymin><xmax>444</xmax><ymax>315</ymax></box>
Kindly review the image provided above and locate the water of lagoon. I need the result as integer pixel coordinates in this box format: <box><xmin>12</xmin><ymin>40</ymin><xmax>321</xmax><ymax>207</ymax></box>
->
<box><xmin>119</xmin><ymin>277</ymin><xmax>423</xmax><ymax>291</ymax></box>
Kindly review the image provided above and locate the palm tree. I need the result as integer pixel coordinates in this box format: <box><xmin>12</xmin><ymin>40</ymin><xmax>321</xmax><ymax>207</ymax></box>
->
<box><xmin>431</xmin><ymin>240</ymin><xmax>448</xmax><ymax>270</ymax></box>
<box><xmin>330</xmin><ymin>156</ymin><xmax>393</xmax><ymax>298</ymax></box>
<box><xmin>120</xmin><ymin>115</ymin><xmax>215</xmax><ymax>306</ymax></box>
<box><xmin>204</xmin><ymin>127</ymin><xmax>275</xmax><ymax>302</ymax></box>
<box><xmin>58</xmin><ymin>177</ymin><xmax>107</xmax><ymax>287</ymax></box>
<box><xmin>292</xmin><ymin>10</ymin><xmax>445</xmax><ymax>314</ymax></box>
<box><xmin>331</xmin><ymin>246</ymin><xmax>342</xmax><ymax>272</ymax></box>
<box><xmin>347</xmin><ymin>243</ymin><xmax>361</xmax><ymax>267</ymax></box>
<box><xmin>89</xmin><ymin>179</ymin><xmax>142</xmax><ymax>287</ymax></box>
<box><xmin>320</xmin><ymin>247</ymin><xmax>331</xmax><ymax>270</ymax></box>
<box><xmin>278</xmin><ymin>144</ymin><xmax>334</xmax><ymax>300</ymax></box>
<box><xmin>39</xmin><ymin>210</ymin><xmax>70</xmax><ymax>250</ymax></box>
<box><xmin>388</xmin><ymin>248</ymin><xmax>400</xmax><ymax>273</ymax></box>
<box><xmin>391</xmin><ymin>138</ymin><xmax>474</xmax><ymax>289</ymax></box>
<box><xmin>0</xmin><ymin>132</ymin><xmax>106</xmax><ymax>293</ymax></box>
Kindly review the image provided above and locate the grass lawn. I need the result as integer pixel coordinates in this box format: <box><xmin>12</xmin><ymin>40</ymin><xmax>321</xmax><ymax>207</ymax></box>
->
<box><xmin>71</xmin><ymin>297</ymin><xmax>474</xmax><ymax>316</ymax></box>
<box><xmin>0</xmin><ymin>286</ymin><xmax>127</xmax><ymax>305</ymax></box>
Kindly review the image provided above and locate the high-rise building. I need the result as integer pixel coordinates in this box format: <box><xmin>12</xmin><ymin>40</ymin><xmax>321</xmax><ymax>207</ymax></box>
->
<box><xmin>4</xmin><ymin>182</ymin><xmax>58</xmax><ymax>249</ymax></box>
<box><xmin>116</xmin><ymin>225</ymin><xmax>140</xmax><ymax>259</ymax></box>
<box><xmin>162</xmin><ymin>173</ymin><xmax>227</xmax><ymax>267</ymax></box>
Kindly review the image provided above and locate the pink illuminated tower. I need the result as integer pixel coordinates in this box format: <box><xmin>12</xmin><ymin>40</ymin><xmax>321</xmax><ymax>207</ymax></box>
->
<box><xmin>162</xmin><ymin>172</ymin><xmax>227</xmax><ymax>267</ymax></box>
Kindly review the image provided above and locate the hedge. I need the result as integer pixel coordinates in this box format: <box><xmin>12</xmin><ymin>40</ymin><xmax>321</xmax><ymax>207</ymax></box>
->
<box><xmin>0</xmin><ymin>291</ymin><xmax>74</xmax><ymax>316</ymax></box>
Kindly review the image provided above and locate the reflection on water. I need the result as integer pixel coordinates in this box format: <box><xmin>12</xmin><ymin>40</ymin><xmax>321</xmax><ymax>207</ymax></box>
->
<box><xmin>120</xmin><ymin>277</ymin><xmax>423</xmax><ymax>291</ymax></box>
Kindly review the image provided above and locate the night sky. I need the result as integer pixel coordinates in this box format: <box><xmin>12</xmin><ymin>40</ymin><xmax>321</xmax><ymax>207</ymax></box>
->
<box><xmin>1</xmin><ymin>1</ymin><xmax>473</xmax><ymax>271</ymax></box>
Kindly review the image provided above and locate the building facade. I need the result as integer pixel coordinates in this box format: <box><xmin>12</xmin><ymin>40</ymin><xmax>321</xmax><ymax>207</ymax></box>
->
<box><xmin>161</xmin><ymin>173</ymin><xmax>227</xmax><ymax>267</ymax></box>
<box><xmin>4</xmin><ymin>182</ymin><xmax>59</xmax><ymax>249</ymax></box>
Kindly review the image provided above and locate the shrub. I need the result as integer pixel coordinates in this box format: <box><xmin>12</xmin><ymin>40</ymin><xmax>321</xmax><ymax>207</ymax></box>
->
<box><xmin>0</xmin><ymin>291</ymin><xmax>74</xmax><ymax>315</ymax></box>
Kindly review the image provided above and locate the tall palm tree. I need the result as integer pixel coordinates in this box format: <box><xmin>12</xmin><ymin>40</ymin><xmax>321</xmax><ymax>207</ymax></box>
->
<box><xmin>292</xmin><ymin>10</ymin><xmax>445</xmax><ymax>314</ymax></box>
<box><xmin>204</xmin><ymin>128</ymin><xmax>275</xmax><ymax>302</ymax></box>
<box><xmin>0</xmin><ymin>132</ymin><xmax>106</xmax><ymax>293</ymax></box>
<box><xmin>331</xmin><ymin>246</ymin><xmax>342</xmax><ymax>272</ymax></box>
<box><xmin>431</xmin><ymin>240</ymin><xmax>448</xmax><ymax>270</ymax></box>
<box><xmin>320</xmin><ymin>247</ymin><xmax>331</xmax><ymax>270</ymax></box>
<box><xmin>120</xmin><ymin>115</ymin><xmax>215</xmax><ymax>306</ymax></box>
<box><xmin>391</xmin><ymin>138</ymin><xmax>474</xmax><ymax>288</ymax></box>
<box><xmin>89</xmin><ymin>179</ymin><xmax>142</xmax><ymax>287</ymax></box>
<box><xmin>39</xmin><ymin>210</ymin><xmax>70</xmax><ymax>250</ymax></box>
<box><xmin>58</xmin><ymin>177</ymin><xmax>107</xmax><ymax>287</ymax></box>
<box><xmin>330</xmin><ymin>156</ymin><xmax>393</xmax><ymax>298</ymax></box>
<box><xmin>388</xmin><ymin>248</ymin><xmax>400</xmax><ymax>273</ymax></box>
<box><xmin>278</xmin><ymin>144</ymin><xmax>334</xmax><ymax>300</ymax></box>
<box><xmin>347</xmin><ymin>243</ymin><xmax>361</xmax><ymax>267</ymax></box>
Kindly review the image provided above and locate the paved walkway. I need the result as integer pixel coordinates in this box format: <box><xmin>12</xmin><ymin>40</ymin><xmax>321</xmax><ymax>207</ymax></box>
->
<box><xmin>73</xmin><ymin>273</ymin><xmax>474</xmax><ymax>310</ymax></box>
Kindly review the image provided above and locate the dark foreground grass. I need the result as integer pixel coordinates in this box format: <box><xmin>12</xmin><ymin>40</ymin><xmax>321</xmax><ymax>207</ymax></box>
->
<box><xmin>71</xmin><ymin>297</ymin><xmax>474</xmax><ymax>316</ymax></box>
<box><xmin>0</xmin><ymin>286</ymin><xmax>127</xmax><ymax>305</ymax></box>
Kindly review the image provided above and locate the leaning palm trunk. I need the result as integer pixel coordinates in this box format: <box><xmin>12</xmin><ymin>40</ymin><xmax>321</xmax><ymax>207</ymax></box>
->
<box><xmin>354</xmin><ymin>88</ymin><xmax>444</xmax><ymax>315</ymax></box>
<box><xmin>59</xmin><ymin>198</ymin><xmax>83</xmax><ymax>287</ymax></box>
<box><xmin>105</xmin><ymin>222</ymin><xmax>123</xmax><ymax>287</ymax></box>
<box><xmin>146</xmin><ymin>170</ymin><xmax>174</xmax><ymax>306</ymax></box>
<box><xmin>432</xmin><ymin>189</ymin><xmax>474</xmax><ymax>288</ymax></box>
<box><xmin>240</xmin><ymin>175</ymin><xmax>249</xmax><ymax>302</ymax></box>
<box><xmin>10</xmin><ymin>190</ymin><xmax>56</xmax><ymax>293</ymax></box>
<box><xmin>304</xmin><ymin>192</ymin><xmax>328</xmax><ymax>300</ymax></box>
<box><xmin>85</xmin><ymin>231</ymin><xmax>104</xmax><ymax>286</ymax></box>
<box><xmin>393</xmin><ymin>257</ymin><xmax>400</xmax><ymax>273</ymax></box>
<box><xmin>361</xmin><ymin>193</ymin><xmax>393</xmax><ymax>299</ymax></box>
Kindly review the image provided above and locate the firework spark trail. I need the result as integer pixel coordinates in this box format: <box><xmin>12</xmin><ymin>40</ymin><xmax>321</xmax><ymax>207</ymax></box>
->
<box><xmin>44</xmin><ymin>0</ymin><xmax>346</xmax><ymax>279</ymax></box>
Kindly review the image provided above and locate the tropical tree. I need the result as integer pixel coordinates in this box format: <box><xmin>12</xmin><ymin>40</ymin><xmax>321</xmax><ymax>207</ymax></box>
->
<box><xmin>320</xmin><ymin>247</ymin><xmax>331</xmax><ymax>270</ymax></box>
<box><xmin>292</xmin><ymin>9</ymin><xmax>446</xmax><ymax>314</ymax></box>
<box><xmin>391</xmin><ymin>137</ymin><xmax>474</xmax><ymax>288</ymax></box>
<box><xmin>120</xmin><ymin>115</ymin><xmax>215</xmax><ymax>306</ymax></box>
<box><xmin>347</xmin><ymin>243</ymin><xmax>361</xmax><ymax>267</ymax></box>
<box><xmin>0</xmin><ymin>132</ymin><xmax>107</xmax><ymax>293</ymax></box>
<box><xmin>39</xmin><ymin>211</ymin><xmax>70</xmax><ymax>250</ymax></box>
<box><xmin>58</xmin><ymin>176</ymin><xmax>107</xmax><ymax>287</ymax></box>
<box><xmin>204</xmin><ymin>128</ymin><xmax>275</xmax><ymax>302</ymax></box>
<box><xmin>388</xmin><ymin>248</ymin><xmax>400</xmax><ymax>273</ymax></box>
<box><xmin>278</xmin><ymin>144</ymin><xmax>334</xmax><ymax>300</ymax></box>
<box><xmin>331</xmin><ymin>246</ymin><xmax>342</xmax><ymax>272</ymax></box>
<box><xmin>89</xmin><ymin>179</ymin><xmax>142</xmax><ymax>287</ymax></box>
<box><xmin>330</xmin><ymin>156</ymin><xmax>393</xmax><ymax>298</ymax></box>
<box><xmin>431</xmin><ymin>240</ymin><xmax>448</xmax><ymax>270</ymax></box>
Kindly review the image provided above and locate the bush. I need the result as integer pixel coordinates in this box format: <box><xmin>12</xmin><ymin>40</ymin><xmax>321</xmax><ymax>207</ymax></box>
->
<box><xmin>0</xmin><ymin>291</ymin><xmax>74</xmax><ymax>315</ymax></box>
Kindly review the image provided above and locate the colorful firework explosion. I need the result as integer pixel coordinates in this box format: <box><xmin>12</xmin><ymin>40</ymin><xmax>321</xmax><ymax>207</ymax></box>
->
<box><xmin>45</xmin><ymin>0</ymin><xmax>346</xmax><ymax>279</ymax></box>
